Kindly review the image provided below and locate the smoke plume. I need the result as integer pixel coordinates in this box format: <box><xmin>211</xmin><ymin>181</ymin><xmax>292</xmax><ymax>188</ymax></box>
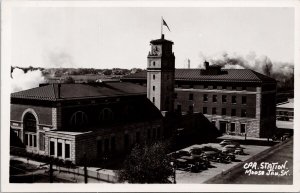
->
<box><xmin>198</xmin><ymin>51</ymin><xmax>293</xmax><ymax>80</ymax></box>
<box><xmin>11</xmin><ymin>68</ymin><xmax>45</xmax><ymax>92</ymax></box>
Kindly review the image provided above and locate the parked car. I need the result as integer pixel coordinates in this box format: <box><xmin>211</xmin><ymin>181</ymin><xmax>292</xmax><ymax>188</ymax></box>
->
<box><xmin>190</xmin><ymin>147</ymin><xmax>203</xmax><ymax>155</ymax></box>
<box><xmin>177</xmin><ymin>150</ymin><xmax>191</xmax><ymax>157</ymax></box>
<box><xmin>220</xmin><ymin>140</ymin><xmax>240</xmax><ymax>147</ymax></box>
<box><xmin>175</xmin><ymin>158</ymin><xmax>189</xmax><ymax>169</ymax></box>
<box><xmin>222</xmin><ymin>144</ymin><xmax>236</xmax><ymax>153</ymax></box>
<box><xmin>234</xmin><ymin>147</ymin><xmax>245</xmax><ymax>155</ymax></box>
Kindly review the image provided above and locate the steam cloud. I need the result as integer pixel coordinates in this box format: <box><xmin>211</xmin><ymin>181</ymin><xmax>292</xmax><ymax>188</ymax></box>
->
<box><xmin>45</xmin><ymin>49</ymin><xmax>75</xmax><ymax>68</ymax></box>
<box><xmin>198</xmin><ymin>51</ymin><xmax>294</xmax><ymax>78</ymax></box>
<box><xmin>11</xmin><ymin>68</ymin><xmax>45</xmax><ymax>93</ymax></box>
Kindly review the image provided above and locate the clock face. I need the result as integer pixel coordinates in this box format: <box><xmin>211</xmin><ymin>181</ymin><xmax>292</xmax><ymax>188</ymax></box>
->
<box><xmin>152</xmin><ymin>45</ymin><xmax>161</xmax><ymax>55</ymax></box>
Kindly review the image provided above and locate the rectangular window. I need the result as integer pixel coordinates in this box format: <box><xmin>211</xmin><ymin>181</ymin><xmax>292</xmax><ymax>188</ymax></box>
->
<box><xmin>152</xmin><ymin>97</ymin><xmax>155</xmax><ymax>103</ymax></box>
<box><xmin>222</xmin><ymin>95</ymin><xmax>227</xmax><ymax>103</ymax></box>
<box><xmin>204</xmin><ymin>85</ymin><xmax>208</xmax><ymax>89</ymax></box>
<box><xmin>177</xmin><ymin>104</ymin><xmax>182</xmax><ymax>112</ymax></box>
<box><xmin>213</xmin><ymin>85</ymin><xmax>217</xmax><ymax>89</ymax></box>
<box><xmin>153</xmin><ymin>86</ymin><xmax>155</xmax><ymax>91</ymax></box>
<box><xmin>190</xmin><ymin>85</ymin><xmax>194</xmax><ymax>89</ymax></box>
<box><xmin>153</xmin><ymin>74</ymin><xmax>155</xmax><ymax>80</ymax></box>
<box><xmin>189</xmin><ymin>93</ymin><xmax>194</xmax><ymax>100</ymax></box>
<box><xmin>29</xmin><ymin>135</ymin><xmax>33</xmax><ymax>146</ymax></box>
<box><xmin>65</xmin><ymin>144</ymin><xmax>70</xmax><ymax>158</ymax></box>
<box><xmin>231</xmin><ymin>109</ymin><xmax>236</xmax><ymax>116</ymax></box>
<box><xmin>203</xmin><ymin>94</ymin><xmax>208</xmax><ymax>102</ymax></box>
<box><xmin>222</xmin><ymin>108</ymin><xmax>226</xmax><ymax>115</ymax></box>
<box><xmin>50</xmin><ymin>141</ymin><xmax>55</xmax><ymax>156</ymax></box>
<box><xmin>111</xmin><ymin>136</ymin><xmax>116</xmax><ymax>152</ymax></box>
<box><xmin>203</xmin><ymin>107</ymin><xmax>207</xmax><ymax>114</ymax></box>
<box><xmin>97</xmin><ymin>140</ymin><xmax>102</xmax><ymax>156</ymax></box>
<box><xmin>33</xmin><ymin>135</ymin><xmax>37</xmax><ymax>147</ymax></box>
<box><xmin>189</xmin><ymin>105</ymin><xmax>194</xmax><ymax>113</ymax></box>
<box><xmin>231</xmin><ymin>123</ymin><xmax>236</xmax><ymax>132</ymax></box>
<box><xmin>232</xmin><ymin>86</ymin><xmax>236</xmax><ymax>90</ymax></box>
<box><xmin>212</xmin><ymin>108</ymin><xmax>217</xmax><ymax>115</ymax></box>
<box><xmin>213</xmin><ymin>95</ymin><xmax>217</xmax><ymax>102</ymax></box>
<box><xmin>222</xmin><ymin>86</ymin><xmax>227</xmax><ymax>90</ymax></box>
<box><xmin>241</xmin><ymin>109</ymin><xmax>247</xmax><ymax>117</ymax></box>
<box><xmin>57</xmin><ymin>142</ymin><xmax>62</xmax><ymax>157</ymax></box>
<box><xmin>232</xmin><ymin>96</ymin><xmax>237</xmax><ymax>104</ymax></box>
<box><xmin>39</xmin><ymin>133</ymin><xmax>45</xmax><ymax>151</ymax></box>
<box><xmin>25</xmin><ymin>134</ymin><xmax>28</xmax><ymax>145</ymax></box>
<box><xmin>242</xmin><ymin>86</ymin><xmax>247</xmax><ymax>90</ymax></box>
<box><xmin>104</xmin><ymin>138</ymin><xmax>109</xmax><ymax>153</ymax></box>
<box><xmin>241</xmin><ymin>124</ymin><xmax>246</xmax><ymax>133</ymax></box>
<box><xmin>242</xmin><ymin>96</ymin><xmax>247</xmax><ymax>104</ymax></box>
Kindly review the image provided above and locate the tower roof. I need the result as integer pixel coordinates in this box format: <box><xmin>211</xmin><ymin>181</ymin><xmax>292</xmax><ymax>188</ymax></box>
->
<box><xmin>150</xmin><ymin>34</ymin><xmax>173</xmax><ymax>45</ymax></box>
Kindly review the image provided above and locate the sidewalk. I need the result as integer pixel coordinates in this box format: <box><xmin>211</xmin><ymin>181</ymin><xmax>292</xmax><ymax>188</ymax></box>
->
<box><xmin>10</xmin><ymin>156</ymin><xmax>115</xmax><ymax>183</ymax></box>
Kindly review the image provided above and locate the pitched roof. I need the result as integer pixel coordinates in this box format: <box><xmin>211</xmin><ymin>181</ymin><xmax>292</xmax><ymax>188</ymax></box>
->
<box><xmin>122</xmin><ymin>69</ymin><xmax>276</xmax><ymax>83</ymax></box>
<box><xmin>11</xmin><ymin>82</ymin><xmax>146</xmax><ymax>101</ymax></box>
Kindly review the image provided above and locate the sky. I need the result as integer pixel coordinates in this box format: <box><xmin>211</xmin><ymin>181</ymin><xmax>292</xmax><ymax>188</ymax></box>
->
<box><xmin>11</xmin><ymin>7</ymin><xmax>294</xmax><ymax>69</ymax></box>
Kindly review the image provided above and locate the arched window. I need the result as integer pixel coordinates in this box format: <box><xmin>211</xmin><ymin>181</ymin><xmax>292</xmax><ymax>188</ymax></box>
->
<box><xmin>99</xmin><ymin>108</ymin><xmax>114</xmax><ymax>122</ymax></box>
<box><xmin>24</xmin><ymin>113</ymin><xmax>37</xmax><ymax>132</ymax></box>
<box><xmin>23</xmin><ymin>112</ymin><xmax>37</xmax><ymax>148</ymax></box>
<box><xmin>70</xmin><ymin>111</ymin><xmax>88</xmax><ymax>129</ymax></box>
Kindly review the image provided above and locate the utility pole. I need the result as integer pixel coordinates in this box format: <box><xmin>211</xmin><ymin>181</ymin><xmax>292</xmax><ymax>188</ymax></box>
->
<box><xmin>49</xmin><ymin>161</ymin><xmax>53</xmax><ymax>183</ymax></box>
<box><xmin>84</xmin><ymin>153</ymin><xmax>88</xmax><ymax>184</ymax></box>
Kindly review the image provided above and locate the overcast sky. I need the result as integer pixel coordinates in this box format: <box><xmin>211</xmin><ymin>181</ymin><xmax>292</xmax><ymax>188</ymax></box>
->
<box><xmin>11</xmin><ymin>7</ymin><xmax>294</xmax><ymax>69</ymax></box>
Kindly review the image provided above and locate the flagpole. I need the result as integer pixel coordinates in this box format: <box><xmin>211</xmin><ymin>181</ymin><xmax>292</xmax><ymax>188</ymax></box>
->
<box><xmin>161</xmin><ymin>16</ymin><xmax>163</xmax><ymax>37</ymax></box>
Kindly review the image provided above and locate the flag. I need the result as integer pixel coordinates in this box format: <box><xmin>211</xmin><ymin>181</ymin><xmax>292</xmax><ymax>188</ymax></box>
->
<box><xmin>162</xmin><ymin>18</ymin><xmax>171</xmax><ymax>32</ymax></box>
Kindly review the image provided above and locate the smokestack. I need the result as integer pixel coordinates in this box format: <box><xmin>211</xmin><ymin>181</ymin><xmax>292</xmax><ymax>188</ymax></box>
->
<box><xmin>204</xmin><ymin>60</ymin><xmax>209</xmax><ymax>69</ymax></box>
<box><xmin>188</xmin><ymin>59</ymin><xmax>191</xmax><ymax>69</ymax></box>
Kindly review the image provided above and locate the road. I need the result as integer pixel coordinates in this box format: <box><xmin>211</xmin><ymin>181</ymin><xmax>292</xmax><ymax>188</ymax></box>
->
<box><xmin>206</xmin><ymin>138</ymin><xmax>293</xmax><ymax>184</ymax></box>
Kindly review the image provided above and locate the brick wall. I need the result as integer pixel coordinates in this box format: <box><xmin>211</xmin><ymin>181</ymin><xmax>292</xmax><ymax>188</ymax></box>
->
<box><xmin>11</xmin><ymin>104</ymin><xmax>53</xmax><ymax>126</ymax></box>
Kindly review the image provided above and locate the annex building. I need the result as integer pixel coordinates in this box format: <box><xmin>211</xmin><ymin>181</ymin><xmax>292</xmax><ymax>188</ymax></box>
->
<box><xmin>10</xmin><ymin>82</ymin><xmax>164</xmax><ymax>164</ymax></box>
<box><xmin>122</xmin><ymin>56</ymin><xmax>277</xmax><ymax>138</ymax></box>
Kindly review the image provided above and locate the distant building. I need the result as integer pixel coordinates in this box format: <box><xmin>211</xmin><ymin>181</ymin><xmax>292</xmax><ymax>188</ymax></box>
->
<box><xmin>10</xmin><ymin>82</ymin><xmax>163</xmax><ymax>164</ymax></box>
<box><xmin>276</xmin><ymin>98</ymin><xmax>294</xmax><ymax>132</ymax></box>
<box><xmin>122</xmin><ymin>62</ymin><xmax>277</xmax><ymax>138</ymax></box>
<box><xmin>276</xmin><ymin>98</ymin><xmax>294</xmax><ymax>121</ymax></box>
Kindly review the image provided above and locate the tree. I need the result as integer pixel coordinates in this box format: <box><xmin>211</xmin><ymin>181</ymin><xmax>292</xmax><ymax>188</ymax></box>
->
<box><xmin>63</xmin><ymin>76</ymin><xmax>75</xmax><ymax>83</ymax></box>
<box><xmin>117</xmin><ymin>141</ymin><xmax>173</xmax><ymax>183</ymax></box>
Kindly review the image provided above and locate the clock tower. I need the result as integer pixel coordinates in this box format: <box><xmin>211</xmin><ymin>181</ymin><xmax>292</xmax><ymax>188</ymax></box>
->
<box><xmin>147</xmin><ymin>34</ymin><xmax>175</xmax><ymax>112</ymax></box>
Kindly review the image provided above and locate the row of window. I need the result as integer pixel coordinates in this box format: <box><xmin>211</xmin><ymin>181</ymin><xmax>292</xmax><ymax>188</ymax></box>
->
<box><xmin>49</xmin><ymin>140</ymin><xmax>71</xmax><ymax>159</ymax></box>
<box><xmin>176</xmin><ymin>84</ymin><xmax>248</xmax><ymax>90</ymax></box>
<box><xmin>24</xmin><ymin>132</ymin><xmax>37</xmax><ymax>148</ymax></box>
<box><xmin>211</xmin><ymin>121</ymin><xmax>247</xmax><ymax>133</ymax></box>
<box><xmin>179</xmin><ymin>104</ymin><xmax>248</xmax><ymax>117</ymax></box>
<box><xmin>205</xmin><ymin>107</ymin><xmax>247</xmax><ymax>117</ymax></box>
<box><xmin>181</xmin><ymin>94</ymin><xmax>247</xmax><ymax>104</ymax></box>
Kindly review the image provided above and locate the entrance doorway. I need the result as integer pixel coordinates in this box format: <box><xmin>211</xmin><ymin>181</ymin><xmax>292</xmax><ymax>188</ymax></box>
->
<box><xmin>219</xmin><ymin>121</ymin><xmax>227</xmax><ymax>134</ymax></box>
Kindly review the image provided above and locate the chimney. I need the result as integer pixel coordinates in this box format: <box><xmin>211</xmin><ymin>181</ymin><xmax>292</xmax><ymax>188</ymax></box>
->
<box><xmin>161</xmin><ymin>34</ymin><xmax>165</xmax><ymax>39</ymax></box>
<box><xmin>188</xmin><ymin>59</ymin><xmax>191</xmax><ymax>69</ymax></box>
<box><xmin>204</xmin><ymin>60</ymin><xmax>209</xmax><ymax>69</ymax></box>
<box><xmin>58</xmin><ymin>83</ymin><xmax>61</xmax><ymax>99</ymax></box>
